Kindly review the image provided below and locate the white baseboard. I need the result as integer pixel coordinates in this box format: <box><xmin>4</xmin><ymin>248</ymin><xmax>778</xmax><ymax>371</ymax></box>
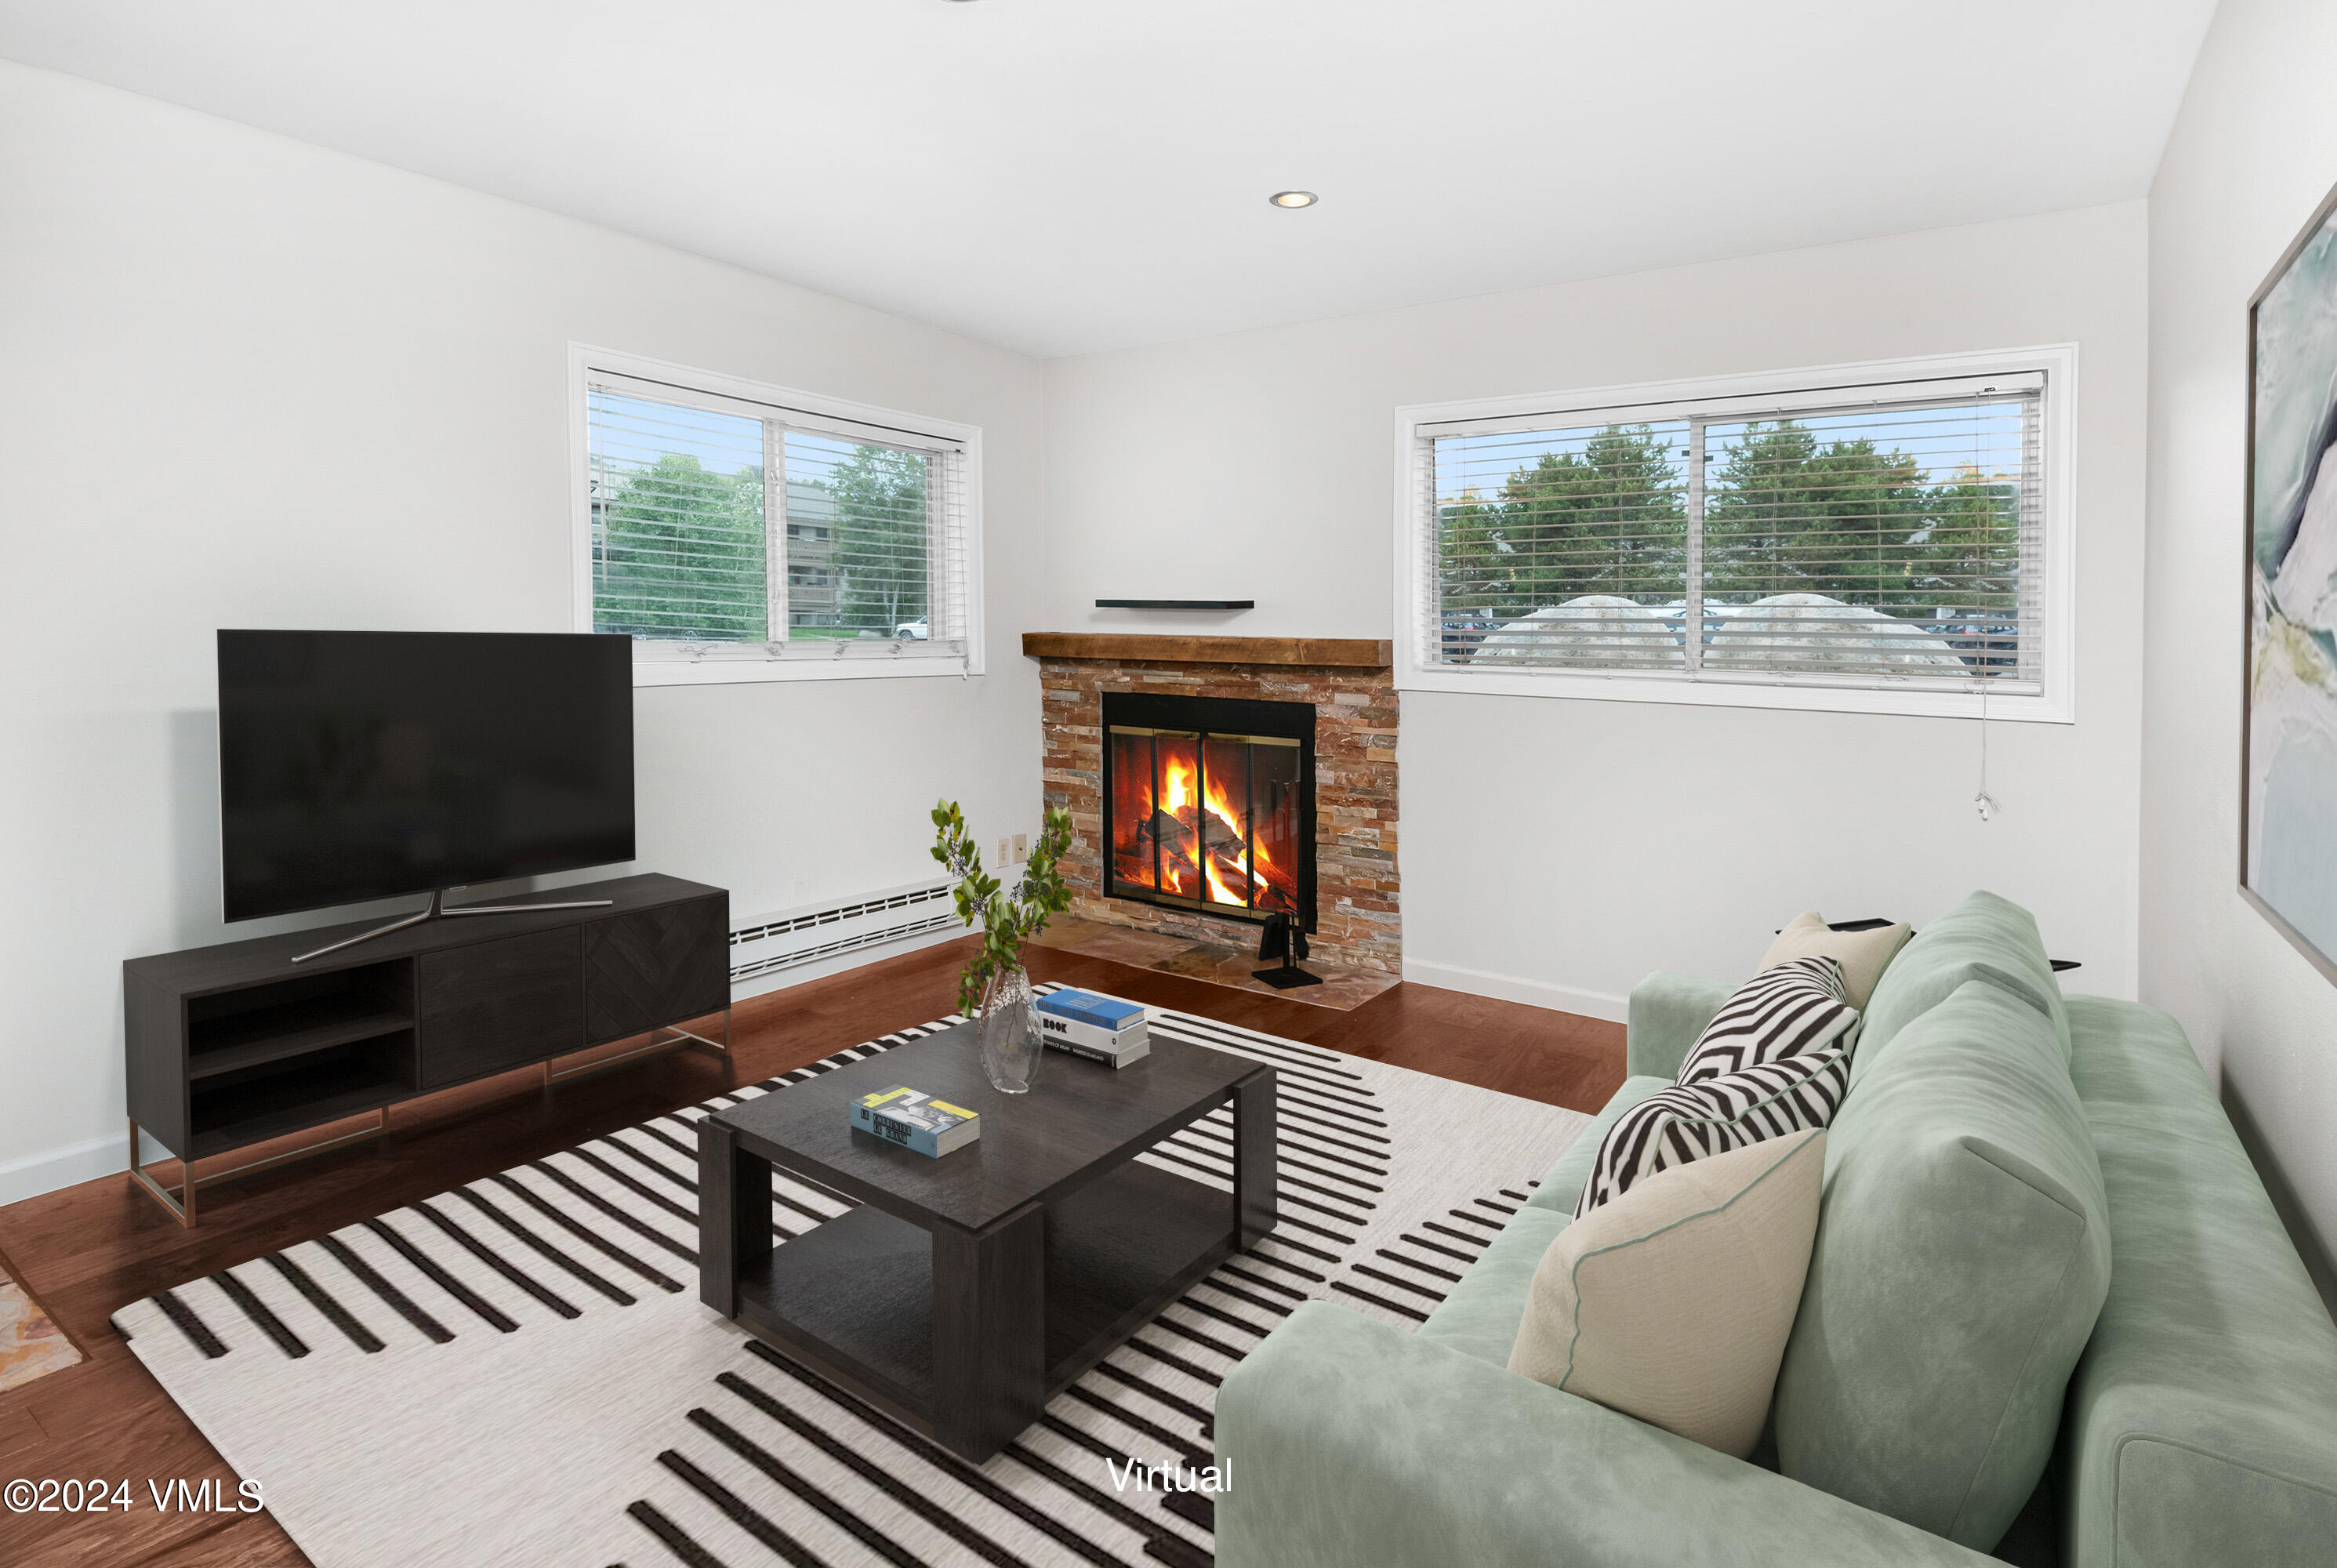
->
<box><xmin>1401</xmin><ymin>958</ymin><xmax>1629</xmax><ymax>1023</ymax></box>
<box><xmin>0</xmin><ymin>1128</ymin><xmax>130</xmax><ymax>1209</ymax></box>
<box><xmin>730</xmin><ymin>921</ymin><xmax>967</xmax><ymax>1004</ymax></box>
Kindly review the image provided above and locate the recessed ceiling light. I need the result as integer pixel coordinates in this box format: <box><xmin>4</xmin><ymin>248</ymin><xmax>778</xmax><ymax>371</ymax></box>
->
<box><xmin>1268</xmin><ymin>191</ymin><xmax>1319</xmax><ymax>209</ymax></box>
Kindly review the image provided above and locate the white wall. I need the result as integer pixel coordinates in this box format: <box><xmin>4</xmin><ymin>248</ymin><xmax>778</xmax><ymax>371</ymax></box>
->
<box><xmin>0</xmin><ymin>63</ymin><xmax>1045</xmax><ymax>1200</ymax></box>
<box><xmin>1045</xmin><ymin>203</ymin><xmax>2150</xmax><ymax>1017</ymax></box>
<box><xmin>2140</xmin><ymin>0</ymin><xmax>2337</xmax><ymax>1294</ymax></box>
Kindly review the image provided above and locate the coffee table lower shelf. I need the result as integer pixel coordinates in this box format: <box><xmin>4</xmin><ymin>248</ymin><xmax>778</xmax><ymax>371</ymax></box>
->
<box><xmin>732</xmin><ymin>1157</ymin><xmax>1236</xmax><ymax>1454</ymax></box>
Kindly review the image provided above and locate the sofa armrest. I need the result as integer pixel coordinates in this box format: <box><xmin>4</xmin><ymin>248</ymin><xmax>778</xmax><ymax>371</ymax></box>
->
<box><xmin>1216</xmin><ymin>1303</ymin><xmax>1993</xmax><ymax>1568</ymax></box>
<box><xmin>1626</xmin><ymin>971</ymin><xmax>1732</xmax><ymax>1080</ymax></box>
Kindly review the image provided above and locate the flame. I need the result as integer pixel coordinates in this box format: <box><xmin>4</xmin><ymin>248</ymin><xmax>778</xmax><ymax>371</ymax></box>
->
<box><xmin>1160</xmin><ymin>751</ymin><xmax>1239</xmax><ymax>903</ymax></box>
<box><xmin>1205</xmin><ymin>855</ymin><xmax>1242</xmax><ymax>905</ymax></box>
<box><xmin>1163</xmin><ymin>754</ymin><xmax>1193</xmax><ymax>815</ymax></box>
<box><xmin>1126</xmin><ymin>737</ymin><xmax>1300</xmax><ymax>911</ymax></box>
<box><xmin>1194</xmin><ymin>755</ymin><xmax>1257</xmax><ymax>906</ymax></box>
<box><xmin>1202</xmin><ymin>769</ymin><xmax>1243</xmax><ymax>840</ymax></box>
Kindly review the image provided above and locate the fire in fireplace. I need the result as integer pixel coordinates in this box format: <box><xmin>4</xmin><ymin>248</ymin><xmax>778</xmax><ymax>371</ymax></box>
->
<box><xmin>1101</xmin><ymin>691</ymin><xmax>1315</xmax><ymax>929</ymax></box>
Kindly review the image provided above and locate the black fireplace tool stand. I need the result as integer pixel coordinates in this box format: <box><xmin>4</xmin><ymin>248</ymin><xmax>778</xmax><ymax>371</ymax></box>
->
<box><xmin>1251</xmin><ymin>912</ymin><xmax>1323</xmax><ymax>989</ymax></box>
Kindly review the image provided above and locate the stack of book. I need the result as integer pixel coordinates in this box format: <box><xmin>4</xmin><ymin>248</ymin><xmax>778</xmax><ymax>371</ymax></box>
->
<box><xmin>850</xmin><ymin>1086</ymin><xmax>982</xmax><ymax>1157</ymax></box>
<box><xmin>1036</xmin><ymin>988</ymin><xmax>1151</xmax><ymax>1067</ymax></box>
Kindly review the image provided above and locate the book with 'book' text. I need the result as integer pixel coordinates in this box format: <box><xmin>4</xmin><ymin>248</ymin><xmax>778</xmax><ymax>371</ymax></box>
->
<box><xmin>1036</xmin><ymin>989</ymin><xmax>1150</xmax><ymax>1067</ymax></box>
<box><xmin>1036</xmin><ymin>988</ymin><xmax>1147</xmax><ymax>1033</ymax></box>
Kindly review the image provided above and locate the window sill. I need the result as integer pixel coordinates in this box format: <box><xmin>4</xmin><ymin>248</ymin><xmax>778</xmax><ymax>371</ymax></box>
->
<box><xmin>1398</xmin><ymin>663</ymin><xmax>2071</xmax><ymax>723</ymax></box>
<box><xmin>631</xmin><ymin>656</ymin><xmax>977</xmax><ymax>688</ymax></box>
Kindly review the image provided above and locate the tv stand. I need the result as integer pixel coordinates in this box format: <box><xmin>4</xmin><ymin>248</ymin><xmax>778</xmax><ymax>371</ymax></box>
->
<box><xmin>291</xmin><ymin>886</ymin><xmax>617</xmax><ymax>964</ymax></box>
<box><xmin>124</xmin><ymin>873</ymin><xmax>728</xmax><ymax>1226</ymax></box>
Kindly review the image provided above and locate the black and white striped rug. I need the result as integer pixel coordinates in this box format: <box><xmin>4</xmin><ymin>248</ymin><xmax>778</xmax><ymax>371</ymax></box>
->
<box><xmin>114</xmin><ymin>998</ymin><xmax>1590</xmax><ymax>1568</ymax></box>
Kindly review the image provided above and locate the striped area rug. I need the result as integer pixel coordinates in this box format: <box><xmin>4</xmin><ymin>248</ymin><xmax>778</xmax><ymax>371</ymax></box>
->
<box><xmin>113</xmin><ymin>996</ymin><xmax>1590</xmax><ymax>1568</ymax></box>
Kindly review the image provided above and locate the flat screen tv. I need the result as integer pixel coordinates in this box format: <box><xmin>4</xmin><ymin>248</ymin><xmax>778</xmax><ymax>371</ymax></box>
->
<box><xmin>218</xmin><ymin>630</ymin><xmax>635</xmax><ymax>924</ymax></box>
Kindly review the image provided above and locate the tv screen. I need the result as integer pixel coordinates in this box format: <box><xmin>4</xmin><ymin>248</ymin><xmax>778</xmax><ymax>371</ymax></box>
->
<box><xmin>218</xmin><ymin>630</ymin><xmax>635</xmax><ymax>924</ymax></box>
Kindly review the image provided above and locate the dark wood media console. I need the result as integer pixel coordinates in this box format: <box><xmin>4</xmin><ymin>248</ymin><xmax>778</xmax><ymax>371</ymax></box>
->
<box><xmin>123</xmin><ymin>873</ymin><xmax>729</xmax><ymax>1225</ymax></box>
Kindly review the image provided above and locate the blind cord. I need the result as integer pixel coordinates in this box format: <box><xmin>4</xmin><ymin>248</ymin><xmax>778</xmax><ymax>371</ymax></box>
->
<box><xmin>1974</xmin><ymin>683</ymin><xmax>1999</xmax><ymax>821</ymax></box>
<box><xmin>1971</xmin><ymin>408</ymin><xmax>2001</xmax><ymax>823</ymax></box>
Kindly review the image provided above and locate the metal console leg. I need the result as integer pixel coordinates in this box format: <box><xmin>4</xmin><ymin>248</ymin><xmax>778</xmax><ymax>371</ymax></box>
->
<box><xmin>128</xmin><ymin>1119</ymin><xmax>194</xmax><ymax>1228</ymax></box>
<box><xmin>128</xmin><ymin>1110</ymin><xmax>389</xmax><ymax>1229</ymax></box>
<box><xmin>546</xmin><ymin>1006</ymin><xmax>735</xmax><ymax>1084</ymax></box>
<box><xmin>658</xmin><ymin>1005</ymin><xmax>733</xmax><ymax>1059</ymax></box>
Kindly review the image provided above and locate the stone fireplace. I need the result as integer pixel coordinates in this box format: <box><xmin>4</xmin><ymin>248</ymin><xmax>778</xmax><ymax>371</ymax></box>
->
<box><xmin>1028</xmin><ymin>633</ymin><xmax>1399</xmax><ymax>975</ymax></box>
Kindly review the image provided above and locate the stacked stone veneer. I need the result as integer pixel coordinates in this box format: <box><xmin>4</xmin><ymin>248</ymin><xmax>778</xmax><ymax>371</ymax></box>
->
<box><xmin>1037</xmin><ymin>655</ymin><xmax>1399</xmax><ymax>973</ymax></box>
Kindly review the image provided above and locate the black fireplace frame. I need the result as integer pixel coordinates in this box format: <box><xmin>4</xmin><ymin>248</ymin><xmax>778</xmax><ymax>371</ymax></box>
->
<box><xmin>1099</xmin><ymin>691</ymin><xmax>1317</xmax><ymax>933</ymax></box>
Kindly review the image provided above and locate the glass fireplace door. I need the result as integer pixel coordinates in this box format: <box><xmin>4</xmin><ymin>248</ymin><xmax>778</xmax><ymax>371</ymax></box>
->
<box><xmin>1106</xmin><ymin>725</ymin><xmax>1302</xmax><ymax>919</ymax></box>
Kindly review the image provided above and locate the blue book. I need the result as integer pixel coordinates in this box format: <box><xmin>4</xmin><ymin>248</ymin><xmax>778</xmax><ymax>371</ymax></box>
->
<box><xmin>850</xmin><ymin>1086</ymin><xmax>981</xmax><ymax>1157</ymax></box>
<box><xmin>1037</xmin><ymin>988</ymin><xmax>1147</xmax><ymax>1034</ymax></box>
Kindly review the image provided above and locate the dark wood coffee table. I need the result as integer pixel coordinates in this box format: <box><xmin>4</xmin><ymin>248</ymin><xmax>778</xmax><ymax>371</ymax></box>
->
<box><xmin>699</xmin><ymin>1022</ymin><xmax>1276</xmax><ymax>1462</ymax></box>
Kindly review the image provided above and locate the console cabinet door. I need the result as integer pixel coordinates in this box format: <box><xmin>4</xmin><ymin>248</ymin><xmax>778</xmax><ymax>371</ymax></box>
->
<box><xmin>584</xmin><ymin>897</ymin><xmax>730</xmax><ymax>1043</ymax></box>
<box><xmin>417</xmin><ymin>928</ymin><xmax>584</xmax><ymax>1088</ymax></box>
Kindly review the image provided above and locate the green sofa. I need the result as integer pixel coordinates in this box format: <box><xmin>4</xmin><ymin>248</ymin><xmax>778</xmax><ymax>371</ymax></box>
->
<box><xmin>1214</xmin><ymin>895</ymin><xmax>2337</xmax><ymax>1566</ymax></box>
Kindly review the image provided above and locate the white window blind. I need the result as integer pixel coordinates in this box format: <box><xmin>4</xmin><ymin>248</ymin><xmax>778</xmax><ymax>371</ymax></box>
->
<box><xmin>1409</xmin><ymin>363</ymin><xmax>2059</xmax><ymax>711</ymax></box>
<box><xmin>581</xmin><ymin>362</ymin><xmax>974</xmax><ymax>674</ymax></box>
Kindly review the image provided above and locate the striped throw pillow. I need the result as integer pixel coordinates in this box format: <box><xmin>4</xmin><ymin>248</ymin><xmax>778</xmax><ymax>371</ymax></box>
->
<box><xmin>1576</xmin><ymin>957</ymin><xmax>1860</xmax><ymax>1218</ymax></box>
<box><xmin>1677</xmin><ymin>956</ymin><xmax>1860</xmax><ymax>1084</ymax></box>
<box><xmin>1577</xmin><ymin>1047</ymin><xmax>1855</xmax><ymax>1218</ymax></box>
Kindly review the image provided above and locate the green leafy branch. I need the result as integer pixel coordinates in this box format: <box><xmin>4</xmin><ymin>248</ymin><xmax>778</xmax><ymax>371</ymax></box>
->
<box><xmin>930</xmin><ymin>799</ymin><xmax>1076</xmax><ymax>1016</ymax></box>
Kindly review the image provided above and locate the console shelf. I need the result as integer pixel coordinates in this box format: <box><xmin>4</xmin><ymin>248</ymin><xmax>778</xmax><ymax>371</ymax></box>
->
<box><xmin>188</xmin><ymin>1004</ymin><xmax>416</xmax><ymax>1079</ymax></box>
<box><xmin>189</xmin><ymin>1047</ymin><xmax>412</xmax><ymax>1159</ymax></box>
<box><xmin>125</xmin><ymin>873</ymin><xmax>731</xmax><ymax>1224</ymax></box>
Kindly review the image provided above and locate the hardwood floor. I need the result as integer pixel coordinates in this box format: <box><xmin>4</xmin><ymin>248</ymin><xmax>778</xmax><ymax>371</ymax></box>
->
<box><xmin>0</xmin><ymin>937</ymin><xmax>1622</xmax><ymax>1567</ymax></box>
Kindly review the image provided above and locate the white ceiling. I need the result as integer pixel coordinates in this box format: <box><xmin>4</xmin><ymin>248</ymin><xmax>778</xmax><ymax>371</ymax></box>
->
<box><xmin>0</xmin><ymin>0</ymin><xmax>2216</xmax><ymax>358</ymax></box>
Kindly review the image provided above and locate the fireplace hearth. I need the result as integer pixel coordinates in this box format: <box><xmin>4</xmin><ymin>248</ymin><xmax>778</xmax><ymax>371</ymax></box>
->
<box><xmin>1101</xmin><ymin>691</ymin><xmax>1315</xmax><ymax>931</ymax></box>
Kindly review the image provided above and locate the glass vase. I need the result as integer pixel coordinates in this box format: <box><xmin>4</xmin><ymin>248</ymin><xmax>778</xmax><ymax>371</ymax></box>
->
<box><xmin>976</xmin><ymin>964</ymin><xmax>1043</xmax><ymax>1094</ymax></box>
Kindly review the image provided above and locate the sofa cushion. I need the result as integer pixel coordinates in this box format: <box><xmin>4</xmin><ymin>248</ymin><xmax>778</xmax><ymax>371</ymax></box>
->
<box><xmin>1510</xmin><ymin>1131</ymin><xmax>1825</xmax><ymax>1458</ymax></box>
<box><xmin>2059</xmin><ymin>996</ymin><xmax>2337</xmax><ymax>1568</ymax></box>
<box><xmin>1772</xmin><ymin>978</ymin><xmax>2110</xmax><ymax>1551</ymax></box>
<box><xmin>1853</xmin><ymin>889</ymin><xmax>2068</xmax><ymax>1085</ymax></box>
<box><xmin>1759</xmin><ymin>913</ymin><xmax>1911</xmax><ymax>1011</ymax></box>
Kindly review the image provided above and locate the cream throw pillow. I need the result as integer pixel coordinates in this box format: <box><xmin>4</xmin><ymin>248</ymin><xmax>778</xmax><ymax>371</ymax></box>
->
<box><xmin>1508</xmin><ymin>1129</ymin><xmax>1825</xmax><ymax>1457</ymax></box>
<box><xmin>1760</xmin><ymin>912</ymin><xmax>1911</xmax><ymax>1011</ymax></box>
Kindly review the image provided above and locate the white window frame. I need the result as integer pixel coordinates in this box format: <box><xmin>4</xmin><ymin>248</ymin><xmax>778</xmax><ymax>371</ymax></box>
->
<box><xmin>569</xmin><ymin>343</ymin><xmax>985</xmax><ymax>687</ymax></box>
<box><xmin>1392</xmin><ymin>344</ymin><xmax>2078</xmax><ymax>723</ymax></box>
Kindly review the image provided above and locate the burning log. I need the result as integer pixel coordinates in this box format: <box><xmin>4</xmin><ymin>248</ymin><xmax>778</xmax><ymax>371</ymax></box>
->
<box><xmin>1147</xmin><ymin>806</ymin><xmax>1197</xmax><ymax>851</ymax></box>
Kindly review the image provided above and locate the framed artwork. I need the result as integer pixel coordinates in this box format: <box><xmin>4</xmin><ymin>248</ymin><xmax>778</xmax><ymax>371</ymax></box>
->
<box><xmin>2244</xmin><ymin>177</ymin><xmax>2337</xmax><ymax>981</ymax></box>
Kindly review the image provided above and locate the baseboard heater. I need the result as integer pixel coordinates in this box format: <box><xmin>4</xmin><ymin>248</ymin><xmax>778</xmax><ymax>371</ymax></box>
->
<box><xmin>729</xmin><ymin>880</ymin><xmax>959</xmax><ymax>983</ymax></box>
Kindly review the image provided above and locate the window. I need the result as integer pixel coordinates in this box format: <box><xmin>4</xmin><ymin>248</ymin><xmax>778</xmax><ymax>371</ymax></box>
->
<box><xmin>1395</xmin><ymin>347</ymin><xmax>2074</xmax><ymax>720</ymax></box>
<box><xmin>572</xmin><ymin>346</ymin><xmax>982</xmax><ymax>683</ymax></box>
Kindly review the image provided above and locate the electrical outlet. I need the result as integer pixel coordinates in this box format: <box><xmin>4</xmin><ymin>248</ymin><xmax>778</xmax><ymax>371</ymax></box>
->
<box><xmin>1013</xmin><ymin>833</ymin><xmax>1028</xmax><ymax>860</ymax></box>
<box><xmin>997</xmin><ymin>837</ymin><xmax>1009</xmax><ymax>868</ymax></box>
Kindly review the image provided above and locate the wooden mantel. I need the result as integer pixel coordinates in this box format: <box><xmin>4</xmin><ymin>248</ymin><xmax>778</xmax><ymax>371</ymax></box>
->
<box><xmin>1021</xmin><ymin>633</ymin><xmax>1393</xmax><ymax>669</ymax></box>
